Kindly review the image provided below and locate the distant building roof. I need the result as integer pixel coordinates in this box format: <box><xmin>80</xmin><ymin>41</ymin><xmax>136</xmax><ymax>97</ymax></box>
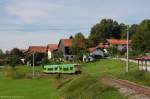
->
<box><xmin>107</xmin><ymin>39</ymin><xmax>131</xmax><ymax>45</ymax></box>
<box><xmin>60</xmin><ymin>39</ymin><xmax>72</xmax><ymax>47</ymax></box>
<box><xmin>28</xmin><ymin>46</ymin><xmax>47</xmax><ymax>53</ymax></box>
<box><xmin>47</xmin><ymin>44</ymin><xmax>58</xmax><ymax>52</ymax></box>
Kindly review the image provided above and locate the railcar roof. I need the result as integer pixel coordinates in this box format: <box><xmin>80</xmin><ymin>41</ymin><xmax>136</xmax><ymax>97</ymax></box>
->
<box><xmin>44</xmin><ymin>64</ymin><xmax>78</xmax><ymax>68</ymax></box>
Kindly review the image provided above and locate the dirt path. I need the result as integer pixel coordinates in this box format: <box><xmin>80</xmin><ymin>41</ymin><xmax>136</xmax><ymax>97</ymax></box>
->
<box><xmin>101</xmin><ymin>77</ymin><xmax>150</xmax><ymax>99</ymax></box>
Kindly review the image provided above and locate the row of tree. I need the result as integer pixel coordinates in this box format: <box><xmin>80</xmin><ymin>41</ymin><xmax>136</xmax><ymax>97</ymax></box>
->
<box><xmin>0</xmin><ymin>48</ymin><xmax>48</xmax><ymax>67</ymax></box>
<box><xmin>0</xmin><ymin>48</ymin><xmax>24</xmax><ymax>67</ymax></box>
<box><xmin>71</xmin><ymin>19</ymin><xmax>150</xmax><ymax>54</ymax></box>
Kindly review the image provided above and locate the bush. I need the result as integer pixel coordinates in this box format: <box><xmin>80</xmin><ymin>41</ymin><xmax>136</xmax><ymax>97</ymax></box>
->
<box><xmin>41</xmin><ymin>58</ymin><xmax>50</xmax><ymax>66</ymax></box>
<box><xmin>0</xmin><ymin>59</ymin><xmax>5</xmax><ymax>66</ymax></box>
<box><xmin>120</xmin><ymin>70</ymin><xmax>150</xmax><ymax>86</ymax></box>
<box><xmin>129</xmin><ymin>50</ymin><xmax>145</xmax><ymax>58</ymax></box>
<box><xmin>6</xmin><ymin>70</ymin><xmax>25</xmax><ymax>79</ymax></box>
<box><xmin>8</xmin><ymin>56</ymin><xmax>20</xmax><ymax>69</ymax></box>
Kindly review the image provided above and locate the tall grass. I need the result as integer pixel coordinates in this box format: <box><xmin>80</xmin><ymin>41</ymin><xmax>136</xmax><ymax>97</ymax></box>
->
<box><xmin>59</xmin><ymin>75</ymin><xmax>126</xmax><ymax>99</ymax></box>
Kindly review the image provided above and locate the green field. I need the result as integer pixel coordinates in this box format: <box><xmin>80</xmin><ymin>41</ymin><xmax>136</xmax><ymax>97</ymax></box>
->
<box><xmin>0</xmin><ymin>59</ymin><xmax>149</xmax><ymax>99</ymax></box>
<box><xmin>0</xmin><ymin>78</ymin><xmax>59</xmax><ymax>99</ymax></box>
<box><xmin>0</xmin><ymin>66</ymin><xmax>60</xmax><ymax>99</ymax></box>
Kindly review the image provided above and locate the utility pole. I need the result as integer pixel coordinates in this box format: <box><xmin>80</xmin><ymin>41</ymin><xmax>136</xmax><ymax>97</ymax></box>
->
<box><xmin>32</xmin><ymin>52</ymin><xmax>35</xmax><ymax>79</ymax></box>
<box><xmin>126</xmin><ymin>25</ymin><xmax>129</xmax><ymax>73</ymax></box>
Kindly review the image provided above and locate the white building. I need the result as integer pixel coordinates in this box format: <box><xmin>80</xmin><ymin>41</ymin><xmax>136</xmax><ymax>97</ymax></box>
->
<box><xmin>47</xmin><ymin>44</ymin><xmax>58</xmax><ymax>59</ymax></box>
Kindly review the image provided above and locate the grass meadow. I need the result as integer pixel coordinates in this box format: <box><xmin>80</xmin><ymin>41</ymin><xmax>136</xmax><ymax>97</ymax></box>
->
<box><xmin>0</xmin><ymin>59</ymin><xmax>149</xmax><ymax>99</ymax></box>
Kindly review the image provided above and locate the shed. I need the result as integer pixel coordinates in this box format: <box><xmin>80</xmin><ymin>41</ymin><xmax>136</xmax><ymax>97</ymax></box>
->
<box><xmin>134</xmin><ymin>56</ymin><xmax>150</xmax><ymax>71</ymax></box>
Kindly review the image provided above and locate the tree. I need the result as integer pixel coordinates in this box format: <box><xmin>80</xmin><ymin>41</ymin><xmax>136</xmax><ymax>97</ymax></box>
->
<box><xmin>70</xmin><ymin>33</ymin><xmax>88</xmax><ymax>60</ymax></box>
<box><xmin>0</xmin><ymin>49</ymin><xmax>4</xmax><ymax>58</ymax></box>
<box><xmin>72</xmin><ymin>32</ymin><xmax>86</xmax><ymax>49</ymax></box>
<box><xmin>10</xmin><ymin>48</ymin><xmax>23</xmax><ymax>57</ymax></box>
<box><xmin>53</xmin><ymin>50</ymin><xmax>63</xmax><ymax>59</ymax></box>
<box><xmin>25</xmin><ymin>52</ymin><xmax>47</xmax><ymax>66</ymax></box>
<box><xmin>129</xmin><ymin>24</ymin><xmax>138</xmax><ymax>39</ymax></box>
<box><xmin>120</xmin><ymin>23</ymin><xmax>127</xmax><ymax>39</ymax></box>
<box><xmin>131</xmin><ymin>20</ymin><xmax>150</xmax><ymax>52</ymax></box>
<box><xmin>89</xmin><ymin>19</ymin><xmax>121</xmax><ymax>46</ymax></box>
<box><xmin>0</xmin><ymin>49</ymin><xmax>5</xmax><ymax>65</ymax></box>
<box><xmin>8</xmin><ymin>48</ymin><xmax>23</xmax><ymax>69</ymax></box>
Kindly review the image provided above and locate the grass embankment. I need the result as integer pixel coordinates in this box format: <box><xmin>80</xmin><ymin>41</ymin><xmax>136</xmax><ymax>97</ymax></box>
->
<box><xmin>59</xmin><ymin>59</ymin><xmax>150</xmax><ymax>98</ymax></box>
<box><xmin>59</xmin><ymin>75</ymin><xmax>126</xmax><ymax>99</ymax></box>
<box><xmin>58</xmin><ymin>59</ymin><xmax>128</xmax><ymax>99</ymax></box>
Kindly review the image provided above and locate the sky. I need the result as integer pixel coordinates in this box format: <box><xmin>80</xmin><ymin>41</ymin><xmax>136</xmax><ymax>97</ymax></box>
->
<box><xmin>0</xmin><ymin>0</ymin><xmax>150</xmax><ymax>51</ymax></box>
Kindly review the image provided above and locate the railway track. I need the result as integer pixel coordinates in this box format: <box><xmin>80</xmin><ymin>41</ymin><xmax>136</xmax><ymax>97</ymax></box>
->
<box><xmin>101</xmin><ymin>77</ymin><xmax>150</xmax><ymax>97</ymax></box>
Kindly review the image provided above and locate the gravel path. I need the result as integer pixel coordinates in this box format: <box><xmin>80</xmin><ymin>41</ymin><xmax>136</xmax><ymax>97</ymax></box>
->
<box><xmin>101</xmin><ymin>77</ymin><xmax>150</xmax><ymax>99</ymax></box>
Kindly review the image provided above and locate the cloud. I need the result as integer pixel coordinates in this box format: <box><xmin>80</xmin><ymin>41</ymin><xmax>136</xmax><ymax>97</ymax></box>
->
<box><xmin>0</xmin><ymin>0</ymin><xmax>150</xmax><ymax>50</ymax></box>
<box><xmin>4</xmin><ymin>0</ymin><xmax>63</xmax><ymax>24</ymax></box>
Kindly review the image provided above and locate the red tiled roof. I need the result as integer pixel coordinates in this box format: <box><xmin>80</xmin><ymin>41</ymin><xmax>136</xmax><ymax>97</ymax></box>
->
<box><xmin>134</xmin><ymin>56</ymin><xmax>150</xmax><ymax>61</ymax></box>
<box><xmin>29</xmin><ymin>46</ymin><xmax>47</xmax><ymax>53</ymax></box>
<box><xmin>107</xmin><ymin>39</ymin><xmax>131</xmax><ymax>45</ymax></box>
<box><xmin>47</xmin><ymin>44</ymin><xmax>58</xmax><ymax>52</ymax></box>
<box><xmin>61</xmin><ymin>39</ymin><xmax>72</xmax><ymax>47</ymax></box>
<box><xmin>88</xmin><ymin>47</ymin><xmax>96</xmax><ymax>52</ymax></box>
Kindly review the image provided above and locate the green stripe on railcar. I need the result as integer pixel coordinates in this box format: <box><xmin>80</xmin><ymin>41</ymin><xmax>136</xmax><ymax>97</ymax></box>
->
<box><xmin>43</xmin><ymin>64</ymin><xmax>79</xmax><ymax>74</ymax></box>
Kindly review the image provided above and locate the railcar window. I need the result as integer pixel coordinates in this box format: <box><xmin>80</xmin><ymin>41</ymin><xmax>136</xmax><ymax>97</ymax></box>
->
<box><xmin>70</xmin><ymin>67</ymin><xmax>73</xmax><ymax>70</ymax></box>
<box><xmin>55</xmin><ymin>67</ymin><xmax>57</xmax><ymax>70</ymax></box>
<box><xmin>48</xmin><ymin>68</ymin><xmax>53</xmax><ymax>71</ymax></box>
<box><xmin>63</xmin><ymin>68</ymin><xmax>68</xmax><ymax>71</ymax></box>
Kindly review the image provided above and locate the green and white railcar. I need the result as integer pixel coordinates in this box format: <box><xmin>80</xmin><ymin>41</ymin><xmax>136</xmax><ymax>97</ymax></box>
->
<box><xmin>43</xmin><ymin>64</ymin><xmax>81</xmax><ymax>74</ymax></box>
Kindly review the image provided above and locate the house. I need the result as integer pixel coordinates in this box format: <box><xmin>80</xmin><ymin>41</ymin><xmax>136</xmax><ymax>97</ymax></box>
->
<box><xmin>88</xmin><ymin>47</ymin><xmax>105</xmax><ymax>57</ymax></box>
<box><xmin>27</xmin><ymin>46</ymin><xmax>47</xmax><ymax>65</ymax></box>
<box><xmin>47</xmin><ymin>44</ymin><xmax>58</xmax><ymax>59</ymax></box>
<box><xmin>58</xmin><ymin>39</ymin><xmax>75</xmax><ymax>61</ymax></box>
<box><xmin>28</xmin><ymin>46</ymin><xmax>47</xmax><ymax>53</ymax></box>
<box><xmin>106</xmin><ymin>39</ymin><xmax>131</xmax><ymax>51</ymax></box>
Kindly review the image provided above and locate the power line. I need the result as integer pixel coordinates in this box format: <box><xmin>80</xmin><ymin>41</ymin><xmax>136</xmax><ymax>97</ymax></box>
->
<box><xmin>0</xmin><ymin>27</ymin><xmax>89</xmax><ymax>31</ymax></box>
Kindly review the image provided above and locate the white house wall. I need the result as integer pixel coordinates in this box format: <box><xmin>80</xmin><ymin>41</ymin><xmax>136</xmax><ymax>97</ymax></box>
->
<box><xmin>48</xmin><ymin>50</ymin><xmax>52</xmax><ymax>59</ymax></box>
